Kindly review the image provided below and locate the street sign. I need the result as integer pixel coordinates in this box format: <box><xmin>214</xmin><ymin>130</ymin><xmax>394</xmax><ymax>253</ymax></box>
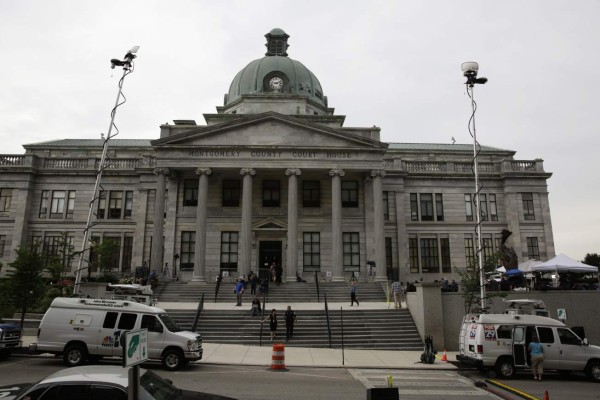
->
<box><xmin>123</xmin><ymin>329</ymin><xmax>148</xmax><ymax>367</ymax></box>
<box><xmin>557</xmin><ymin>308</ymin><xmax>567</xmax><ymax>321</ymax></box>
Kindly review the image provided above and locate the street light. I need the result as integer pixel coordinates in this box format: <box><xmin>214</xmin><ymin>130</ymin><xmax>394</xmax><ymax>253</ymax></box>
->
<box><xmin>73</xmin><ymin>46</ymin><xmax>140</xmax><ymax>296</ymax></box>
<box><xmin>462</xmin><ymin>61</ymin><xmax>488</xmax><ymax>312</ymax></box>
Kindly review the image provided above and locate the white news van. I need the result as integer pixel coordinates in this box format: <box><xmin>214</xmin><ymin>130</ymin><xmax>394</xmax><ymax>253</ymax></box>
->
<box><xmin>32</xmin><ymin>298</ymin><xmax>202</xmax><ymax>371</ymax></box>
<box><xmin>457</xmin><ymin>312</ymin><xmax>600</xmax><ymax>382</ymax></box>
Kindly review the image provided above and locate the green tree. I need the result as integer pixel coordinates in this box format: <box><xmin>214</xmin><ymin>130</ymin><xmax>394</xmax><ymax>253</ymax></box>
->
<box><xmin>583</xmin><ymin>253</ymin><xmax>600</xmax><ymax>267</ymax></box>
<box><xmin>458</xmin><ymin>252</ymin><xmax>507</xmax><ymax>314</ymax></box>
<box><xmin>91</xmin><ymin>238</ymin><xmax>121</xmax><ymax>279</ymax></box>
<box><xmin>5</xmin><ymin>243</ymin><xmax>47</xmax><ymax>330</ymax></box>
<box><xmin>45</xmin><ymin>232</ymin><xmax>77</xmax><ymax>295</ymax></box>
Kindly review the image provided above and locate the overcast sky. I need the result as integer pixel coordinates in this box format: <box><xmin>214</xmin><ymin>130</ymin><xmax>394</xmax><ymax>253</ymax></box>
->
<box><xmin>1</xmin><ymin>0</ymin><xmax>598</xmax><ymax>261</ymax></box>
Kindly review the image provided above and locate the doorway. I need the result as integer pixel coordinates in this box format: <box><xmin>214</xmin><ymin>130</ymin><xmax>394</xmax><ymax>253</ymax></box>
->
<box><xmin>258</xmin><ymin>241</ymin><xmax>282</xmax><ymax>281</ymax></box>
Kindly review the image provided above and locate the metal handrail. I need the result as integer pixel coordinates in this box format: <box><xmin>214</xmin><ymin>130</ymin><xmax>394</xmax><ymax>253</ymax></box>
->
<box><xmin>324</xmin><ymin>293</ymin><xmax>332</xmax><ymax>348</ymax></box>
<box><xmin>191</xmin><ymin>293</ymin><xmax>204</xmax><ymax>332</ymax></box>
<box><xmin>315</xmin><ymin>270</ymin><xmax>320</xmax><ymax>303</ymax></box>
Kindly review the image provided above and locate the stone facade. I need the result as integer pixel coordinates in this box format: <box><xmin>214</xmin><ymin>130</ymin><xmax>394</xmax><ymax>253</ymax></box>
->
<box><xmin>0</xmin><ymin>30</ymin><xmax>554</xmax><ymax>286</ymax></box>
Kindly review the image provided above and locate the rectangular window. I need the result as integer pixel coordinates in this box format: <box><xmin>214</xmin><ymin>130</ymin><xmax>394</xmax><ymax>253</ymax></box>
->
<box><xmin>108</xmin><ymin>191</ymin><xmax>123</xmax><ymax>219</ymax></box>
<box><xmin>342</xmin><ymin>232</ymin><xmax>360</xmax><ymax>270</ymax></box>
<box><xmin>409</xmin><ymin>237</ymin><xmax>419</xmax><ymax>273</ymax></box>
<box><xmin>410</xmin><ymin>193</ymin><xmax>419</xmax><ymax>221</ymax></box>
<box><xmin>435</xmin><ymin>194</ymin><xmax>444</xmax><ymax>221</ymax></box>
<box><xmin>489</xmin><ymin>194</ymin><xmax>498</xmax><ymax>221</ymax></box>
<box><xmin>302</xmin><ymin>181</ymin><xmax>320</xmax><ymax>208</ymax></box>
<box><xmin>118</xmin><ymin>313</ymin><xmax>137</xmax><ymax>330</ymax></box>
<box><xmin>420</xmin><ymin>238</ymin><xmax>439</xmax><ymax>273</ymax></box>
<box><xmin>104</xmin><ymin>237</ymin><xmax>122</xmax><ymax>272</ymax></box>
<box><xmin>97</xmin><ymin>191</ymin><xmax>107</xmax><ymax>219</ymax></box>
<box><xmin>303</xmin><ymin>232</ymin><xmax>320</xmax><ymax>269</ymax></box>
<box><xmin>479</xmin><ymin>194</ymin><xmax>488</xmax><ymax>221</ymax></box>
<box><xmin>385</xmin><ymin>237</ymin><xmax>393</xmax><ymax>274</ymax></box>
<box><xmin>124</xmin><ymin>191</ymin><xmax>133</xmax><ymax>219</ymax></box>
<box><xmin>465</xmin><ymin>234</ymin><xmax>475</xmax><ymax>269</ymax></box>
<box><xmin>0</xmin><ymin>188</ymin><xmax>12</xmax><ymax>212</ymax></box>
<box><xmin>420</xmin><ymin>194</ymin><xmax>434</xmax><ymax>221</ymax></box>
<box><xmin>482</xmin><ymin>234</ymin><xmax>493</xmax><ymax>264</ymax></box>
<box><xmin>89</xmin><ymin>236</ymin><xmax>101</xmax><ymax>272</ymax></box>
<box><xmin>383</xmin><ymin>191</ymin><xmax>390</xmax><ymax>220</ymax></box>
<box><xmin>103</xmin><ymin>312</ymin><xmax>118</xmax><ymax>329</ymax></box>
<box><xmin>0</xmin><ymin>235</ymin><xmax>5</xmax><ymax>258</ymax></box>
<box><xmin>441</xmin><ymin>238</ymin><xmax>451</xmax><ymax>273</ymax></box>
<box><xmin>66</xmin><ymin>191</ymin><xmax>76</xmax><ymax>219</ymax></box>
<box><xmin>465</xmin><ymin>194</ymin><xmax>473</xmax><ymax>221</ymax></box>
<box><xmin>43</xmin><ymin>234</ymin><xmax>63</xmax><ymax>257</ymax></box>
<box><xmin>526</xmin><ymin>237</ymin><xmax>540</xmax><ymax>260</ymax></box>
<box><xmin>180</xmin><ymin>231</ymin><xmax>195</xmax><ymax>270</ymax></box>
<box><xmin>122</xmin><ymin>235</ymin><xmax>133</xmax><ymax>272</ymax></box>
<box><xmin>341</xmin><ymin>181</ymin><xmax>358</xmax><ymax>208</ymax></box>
<box><xmin>39</xmin><ymin>190</ymin><xmax>50</xmax><ymax>218</ymax></box>
<box><xmin>220</xmin><ymin>231</ymin><xmax>238</xmax><ymax>270</ymax></box>
<box><xmin>183</xmin><ymin>179</ymin><xmax>198</xmax><ymax>206</ymax></box>
<box><xmin>222</xmin><ymin>179</ymin><xmax>241</xmax><ymax>207</ymax></box>
<box><xmin>50</xmin><ymin>190</ymin><xmax>66</xmax><ymax>218</ymax></box>
<box><xmin>522</xmin><ymin>193</ymin><xmax>535</xmax><ymax>220</ymax></box>
<box><xmin>262</xmin><ymin>180</ymin><xmax>280</xmax><ymax>207</ymax></box>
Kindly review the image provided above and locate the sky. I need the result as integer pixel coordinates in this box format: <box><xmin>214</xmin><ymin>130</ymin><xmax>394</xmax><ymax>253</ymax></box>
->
<box><xmin>1</xmin><ymin>0</ymin><xmax>598</xmax><ymax>261</ymax></box>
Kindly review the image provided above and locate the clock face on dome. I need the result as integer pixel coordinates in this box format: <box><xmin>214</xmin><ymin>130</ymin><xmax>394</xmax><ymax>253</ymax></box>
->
<box><xmin>269</xmin><ymin>77</ymin><xmax>284</xmax><ymax>91</ymax></box>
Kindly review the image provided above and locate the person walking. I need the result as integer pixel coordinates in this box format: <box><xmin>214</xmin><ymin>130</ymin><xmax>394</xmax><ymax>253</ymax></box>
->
<box><xmin>528</xmin><ymin>336</ymin><xmax>544</xmax><ymax>380</ymax></box>
<box><xmin>250</xmin><ymin>295</ymin><xmax>261</xmax><ymax>316</ymax></box>
<box><xmin>350</xmin><ymin>280</ymin><xmax>359</xmax><ymax>306</ymax></box>
<box><xmin>249</xmin><ymin>271</ymin><xmax>258</xmax><ymax>296</ymax></box>
<box><xmin>391</xmin><ymin>280</ymin><xmax>402</xmax><ymax>309</ymax></box>
<box><xmin>234</xmin><ymin>278</ymin><xmax>244</xmax><ymax>306</ymax></box>
<box><xmin>262</xmin><ymin>309</ymin><xmax>278</xmax><ymax>341</ymax></box>
<box><xmin>284</xmin><ymin>305</ymin><xmax>297</xmax><ymax>341</ymax></box>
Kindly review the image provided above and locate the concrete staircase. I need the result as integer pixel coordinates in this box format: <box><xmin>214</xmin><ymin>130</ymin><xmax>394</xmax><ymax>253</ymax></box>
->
<box><xmin>158</xmin><ymin>281</ymin><xmax>423</xmax><ymax>351</ymax></box>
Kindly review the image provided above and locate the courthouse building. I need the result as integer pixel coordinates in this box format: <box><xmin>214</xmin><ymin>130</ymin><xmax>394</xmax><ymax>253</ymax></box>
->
<box><xmin>0</xmin><ymin>29</ymin><xmax>554</xmax><ymax>283</ymax></box>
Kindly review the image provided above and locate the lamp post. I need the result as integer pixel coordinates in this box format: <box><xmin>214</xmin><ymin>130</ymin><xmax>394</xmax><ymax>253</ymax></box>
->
<box><xmin>462</xmin><ymin>61</ymin><xmax>488</xmax><ymax>312</ymax></box>
<box><xmin>73</xmin><ymin>46</ymin><xmax>140</xmax><ymax>296</ymax></box>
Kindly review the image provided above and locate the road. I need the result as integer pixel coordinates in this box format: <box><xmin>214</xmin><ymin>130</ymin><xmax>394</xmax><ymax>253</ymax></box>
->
<box><xmin>1</xmin><ymin>357</ymin><xmax>598</xmax><ymax>399</ymax></box>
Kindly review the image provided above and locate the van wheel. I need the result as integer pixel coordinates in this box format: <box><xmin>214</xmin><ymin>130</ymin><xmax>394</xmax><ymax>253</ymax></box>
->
<box><xmin>495</xmin><ymin>357</ymin><xmax>515</xmax><ymax>379</ymax></box>
<box><xmin>586</xmin><ymin>360</ymin><xmax>600</xmax><ymax>382</ymax></box>
<box><xmin>162</xmin><ymin>349</ymin><xmax>185</xmax><ymax>371</ymax></box>
<box><xmin>63</xmin><ymin>343</ymin><xmax>87</xmax><ymax>367</ymax></box>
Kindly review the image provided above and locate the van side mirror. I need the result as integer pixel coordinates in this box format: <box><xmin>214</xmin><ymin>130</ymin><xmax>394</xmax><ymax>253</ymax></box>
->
<box><xmin>582</xmin><ymin>338</ymin><xmax>589</xmax><ymax>346</ymax></box>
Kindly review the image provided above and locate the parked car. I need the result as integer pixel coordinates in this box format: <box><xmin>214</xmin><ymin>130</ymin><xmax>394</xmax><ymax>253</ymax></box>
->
<box><xmin>0</xmin><ymin>318</ymin><xmax>21</xmax><ymax>358</ymax></box>
<box><xmin>0</xmin><ymin>365</ymin><xmax>237</xmax><ymax>400</ymax></box>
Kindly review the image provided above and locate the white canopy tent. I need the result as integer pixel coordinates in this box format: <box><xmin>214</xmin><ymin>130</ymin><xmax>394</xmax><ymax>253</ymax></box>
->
<box><xmin>518</xmin><ymin>259</ymin><xmax>542</xmax><ymax>273</ymax></box>
<box><xmin>530</xmin><ymin>253</ymin><xmax>598</xmax><ymax>273</ymax></box>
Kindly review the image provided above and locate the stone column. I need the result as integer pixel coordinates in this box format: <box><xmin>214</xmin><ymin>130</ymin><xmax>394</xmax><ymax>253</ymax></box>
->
<box><xmin>193</xmin><ymin>168</ymin><xmax>211</xmax><ymax>282</ymax></box>
<box><xmin>285</xmin><ymin>168</ymin><xmax>301</xmax><ymax>282</ymax></box>
<box><xmin>239</xmin><ymin>168</ymin><xmax>255</xmax><ymax>277</ymax></box>
<box><xmin>151</xmin><ymin>168</ymin><xmax>169</xmax><ymax>274</ymax></box>
<box><xmin>371</xmin><ymin>170</ymin><xmax>387</xmax><ymax>282</ymax></box>
<box><xmin>329</xmin><ymin>169</ymin><xmax>345</xmax><ymax>282</ymax></box>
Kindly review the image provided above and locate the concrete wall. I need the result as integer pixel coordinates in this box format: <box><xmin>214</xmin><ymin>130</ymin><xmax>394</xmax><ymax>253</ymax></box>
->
<box><xmin>410</xmin><ymin>289</ymin><xmax>600</xmax><ymax>351</ymax></box>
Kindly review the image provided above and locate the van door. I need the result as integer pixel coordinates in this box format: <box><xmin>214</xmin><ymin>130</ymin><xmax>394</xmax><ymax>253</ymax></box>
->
<box><xmin>513</xmin><ymin>326</ymin><xmax>528</xmax><ymax>366</ymax></box>
<box><xmin>556</xmin><ymin>327</ymin><xmax>588</xmax><ymax>371</ymax></box>
<box><xmin>141</xmin><ymin>314</ymin><xmax>165</xmax><ymax>359</ymax></box>
<box><xmin>96</xmin><ymin>311</ymin><xmax>119</xmax><ymax>356</ymax></box>
<box><xmin>535</xmin><ymin>326</ymin><xmax>561</xmax><ymax>370</ymax></box>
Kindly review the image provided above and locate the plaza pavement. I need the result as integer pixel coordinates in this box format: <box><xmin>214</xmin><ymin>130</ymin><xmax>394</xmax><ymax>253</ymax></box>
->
<box><xmin>18</xmin><ymin>301</ymin><xmax>459</xmax><ymax>370</ymax></box>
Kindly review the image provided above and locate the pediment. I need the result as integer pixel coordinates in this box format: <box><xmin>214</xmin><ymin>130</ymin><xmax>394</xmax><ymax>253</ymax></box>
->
<box><xmin>152</xmin><ymin>112</ymin><xmax>386</xmax><ymax>150</ymax></box>
<box><xmin>253</xmin><ymin>217</ymin><xmax>287</xmax><ymax>231</ymax></box>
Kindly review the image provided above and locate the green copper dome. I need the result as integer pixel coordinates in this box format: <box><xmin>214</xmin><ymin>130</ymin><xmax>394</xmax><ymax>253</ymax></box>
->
<box><xmin>225</xmin><ymin>29</ymin><xmax>326</xmax><ymax>107</ymax></box>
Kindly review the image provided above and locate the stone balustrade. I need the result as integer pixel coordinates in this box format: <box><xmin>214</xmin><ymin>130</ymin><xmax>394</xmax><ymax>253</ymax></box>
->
<box><xmin>403</xmin><ymin>159</ymin><xmax>545</xmax><ymax>174</ymax></box>
<box><xmin>0</xmin><ymin>155</ymin><xmax>26</xmax><ymax>166</ymax></box>
<box><xmin>44</xmin><ymin>158</ymin><xmax>89</xmax><ymax>169</ymax></box>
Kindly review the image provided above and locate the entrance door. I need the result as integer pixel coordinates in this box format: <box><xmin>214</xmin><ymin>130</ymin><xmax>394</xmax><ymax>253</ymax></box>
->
<box><xmin>258</xmin><ymin>241</ymin><xmax>282</xmax><ymax>281</ymax></box>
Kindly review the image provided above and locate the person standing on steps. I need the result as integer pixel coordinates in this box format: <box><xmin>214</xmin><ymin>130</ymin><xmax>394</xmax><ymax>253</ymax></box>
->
<box><xmin>350</xmin><ymin>280</ymin><xmax>359</xmax><ymax>306</ymax></box>
<box><xmin>391</xmin><ymin>280</ymin><xmax>402</xmax><ymax>309</ymax></box>
<box><xmin>234</xmin><ymin>278</ymin><xmax>244</xmax><ymax>306</ymax></box>
<box><xmin>262</xmin><ymin>309</ymin><xmax>278</xmax><ymax>341</ymax></box>
<box><xmin>284</xmin><ymin>305</ymin><xmax>297</xmax><ymax>341</ymax></box>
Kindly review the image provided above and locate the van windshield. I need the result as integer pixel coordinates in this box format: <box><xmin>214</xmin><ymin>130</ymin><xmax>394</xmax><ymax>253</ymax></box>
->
<box><xmin>158</xmin><ymin>314</ymin><xmax>181</xmax><ymax>332</ymax></box>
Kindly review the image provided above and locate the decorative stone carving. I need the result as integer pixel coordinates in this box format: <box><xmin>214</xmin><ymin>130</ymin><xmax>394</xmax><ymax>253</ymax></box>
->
<box><xmin>153</xmin><ymin>167</ymin><xmax>170</xmax><ymax>176</ymax></box>
<box><xmin>195</xmin><ymin>168</ymin><xmax>212</xmax><ymax>176</ymax></box>
<box><xmin>370</xmin><ymin>169</ymin><xmax>386</xmax><ymax>178</ymax></box>
<box><xmin>285</xmin><ymin>168</ymin><xmax>301</xmax><ymax>176</ymax></box>
<box><xmin>240</xmin><ymin>168</ymin><xmax>256</xmax><ymax>176</ymax></box>
<box><xmin>329</xmin><ymin>169</ymin><xmax>345</xmax><ymax>177</ymax></box>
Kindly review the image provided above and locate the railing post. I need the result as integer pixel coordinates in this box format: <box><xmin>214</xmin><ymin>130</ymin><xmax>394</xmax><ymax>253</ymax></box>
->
<box><xmin>315</xmin><ymin>270</ymin><xmax>320</xmax><ymax>303</ymax></box>
<box><xmin>324</xmin><ymin>293</ymin><xmax>332</xmax><ymax>348</ymax></box>
<box><xmin>191</xmin><ymin>293</ymin><xmax>204</xmax><ymax>332</ymax></box>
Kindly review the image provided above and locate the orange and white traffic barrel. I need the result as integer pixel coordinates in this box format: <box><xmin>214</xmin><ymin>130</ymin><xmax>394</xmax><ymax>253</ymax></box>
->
<box><xmin>270</xmin><ymin>343</ymin><xmax>287</xmax><ymax>371</ymax></box>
